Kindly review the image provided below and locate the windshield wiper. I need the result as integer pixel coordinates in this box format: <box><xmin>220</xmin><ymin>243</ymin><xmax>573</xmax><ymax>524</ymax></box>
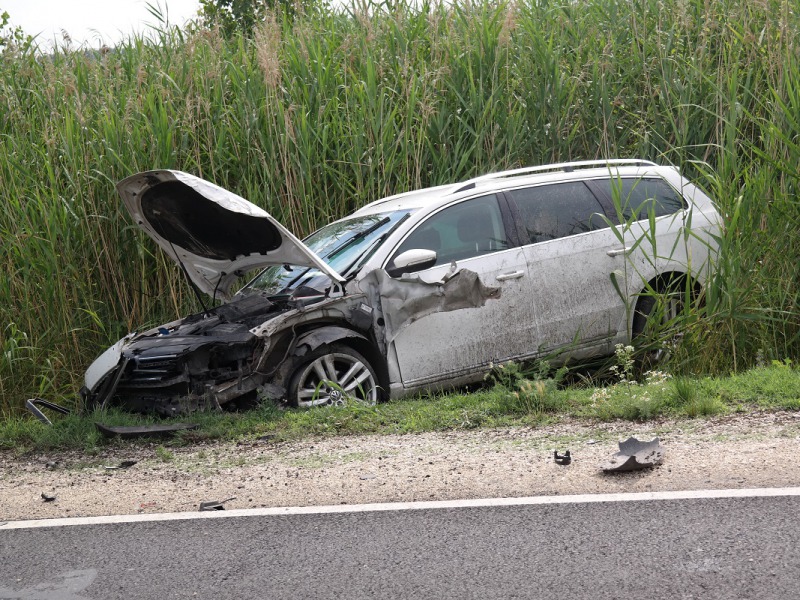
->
<box><xmin>279</xmin><ymin>216</ymin><xmax>395</xmax><ymax>292</ymax></box>
<box><xmin>341</xmin><ymin>212</ymin><xmax>412</xmax><ymax>280</ymax></box>
<box><xmin>277</xmin><ymin>266</ymin><xmax>313</xmax><ymax>294</ymax></box>
<box><xmin>325</xmin><ymin>216</ymin><xmax>392</xmax><ymax>261</ymax></box>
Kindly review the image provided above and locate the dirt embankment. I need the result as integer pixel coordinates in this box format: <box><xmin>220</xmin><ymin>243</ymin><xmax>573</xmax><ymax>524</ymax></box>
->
<box><xmin>3</xmin><ymin>410</ymin><xmax>800</xmax><ymax>522</ymax></box>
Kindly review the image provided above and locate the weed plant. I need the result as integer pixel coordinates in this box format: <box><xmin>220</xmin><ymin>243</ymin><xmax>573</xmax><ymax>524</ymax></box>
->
<box><xmin>2</xmin><ymin>0</ymin><xmax>800</xmax><ymax>414</ymax></box>
<box><xmin>486</xmin><ymin>360</ymin><xmax>569</xmax><ymax>415</ymax></box>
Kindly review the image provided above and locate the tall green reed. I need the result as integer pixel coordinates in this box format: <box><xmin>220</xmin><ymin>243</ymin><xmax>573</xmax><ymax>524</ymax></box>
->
<box><xmin>1</xmin><ymin>0</ymin><xmax>799</xmax><ymax>414</ymax></box>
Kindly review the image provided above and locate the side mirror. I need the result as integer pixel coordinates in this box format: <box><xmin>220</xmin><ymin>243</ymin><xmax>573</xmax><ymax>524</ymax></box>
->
<box><xmin>387</xmin><ymin>249</ymin><xmax>438</xmax><ymax>277</ymax></box>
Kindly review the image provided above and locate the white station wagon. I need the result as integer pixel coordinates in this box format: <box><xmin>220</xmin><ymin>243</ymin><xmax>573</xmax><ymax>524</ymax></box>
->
<box><xmin>81</xmin><ymin>160</ymin><xmax>720</xmax><ymax>413</ymax></box>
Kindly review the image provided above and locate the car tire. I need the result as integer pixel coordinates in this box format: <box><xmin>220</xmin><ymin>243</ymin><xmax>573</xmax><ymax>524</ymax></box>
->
<box><xmin>287</xmin><ymin>344</ymin><xmax>379</xmax><ymax>408</ymax></box>
<box><xmin>631</xmin><ymin>278</ymin><xmax>688</xmax><ymax>367</ymax></box>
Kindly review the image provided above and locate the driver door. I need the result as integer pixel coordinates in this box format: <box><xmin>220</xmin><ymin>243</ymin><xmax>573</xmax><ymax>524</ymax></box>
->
<box><xmin>385</xmin><ymin>194</ymin><xmax>539</xmax><ymax>387</ymax></box>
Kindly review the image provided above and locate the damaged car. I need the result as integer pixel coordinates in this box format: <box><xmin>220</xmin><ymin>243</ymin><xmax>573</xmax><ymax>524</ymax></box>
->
<box><xmin>81</xmin><ymin>160</ymin><xmax>720</xmax><ymax>414</ymax></box>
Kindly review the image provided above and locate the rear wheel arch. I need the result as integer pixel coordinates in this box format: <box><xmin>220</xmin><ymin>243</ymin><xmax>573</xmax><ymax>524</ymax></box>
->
<box><xmin>630</xmin><ymin>271</ymin><xmax>702</xmax><ymax>369</ymax></box>
<box><xmin>632</xmin><ymin>271</ymin><xmax>701</xmax><ymax>335</ymax></box>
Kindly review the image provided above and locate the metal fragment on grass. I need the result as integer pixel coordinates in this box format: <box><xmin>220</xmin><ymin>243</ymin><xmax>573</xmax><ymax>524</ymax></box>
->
<box><xmin>95</xmin><ymin>423</ymin><xmax>199</xmax><ymax>439</ymax></box>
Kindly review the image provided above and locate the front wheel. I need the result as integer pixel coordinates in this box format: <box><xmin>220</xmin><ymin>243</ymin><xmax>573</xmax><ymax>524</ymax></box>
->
<box><xmin>287</xmin><ymin>344</ymin><xmax>379</xmax><ymax>408</ymax></box>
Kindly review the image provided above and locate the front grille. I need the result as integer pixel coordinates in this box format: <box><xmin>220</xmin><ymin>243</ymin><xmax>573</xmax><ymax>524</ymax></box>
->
<box><xmin>121</xmin><ymin>354</ymin><xmax>183</xmax><ymax>386</ymax></box>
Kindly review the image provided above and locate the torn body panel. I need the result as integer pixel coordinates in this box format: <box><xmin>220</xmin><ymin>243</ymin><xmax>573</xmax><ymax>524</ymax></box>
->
<box><xmin>358</xmin><ymin>268</ymin><xmax>501</xmax><ymax>344</ymax></box>
<box><xmin>117</xmin><ymin>170</ymin><xmax>344</xmax><ymax>300</ymax></box>
<box><xmin>83</xmin><ymin>267</ymin><xmax>501</xmax><ymax>414</ymax></box>
<box><xmin>250</xmin><ymin>268</ymin><xmax>500</xmax><ymax>402</ymax></box>
<box><xmin>369</xmin><ymin>248</ymin><xmax>541</xmax><ymax>387</ymax></box>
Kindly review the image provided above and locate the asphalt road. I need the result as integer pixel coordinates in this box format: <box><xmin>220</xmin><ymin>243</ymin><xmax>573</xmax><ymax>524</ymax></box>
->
<box><xmin>2</xmin><ymin>492</ymin><xmax>799</xmax><ymax>599</ymax></box>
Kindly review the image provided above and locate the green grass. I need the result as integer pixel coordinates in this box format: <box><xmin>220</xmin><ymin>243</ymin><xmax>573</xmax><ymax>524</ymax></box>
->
<box><xmin>1</xmin><ymin>0</ymin><xmax>800</xmax><ymax>415</ymax></box>
<box><xmin>2</xmin><ymin>364</ymin><xmax>799</xmax><ymax>453</ymax></box>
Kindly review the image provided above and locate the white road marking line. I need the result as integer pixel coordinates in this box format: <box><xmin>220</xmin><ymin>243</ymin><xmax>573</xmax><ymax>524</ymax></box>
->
<box><xmin>3</xmin><ymin>487</ymin><xmax>800</xmax><ymax>530</ymax></box>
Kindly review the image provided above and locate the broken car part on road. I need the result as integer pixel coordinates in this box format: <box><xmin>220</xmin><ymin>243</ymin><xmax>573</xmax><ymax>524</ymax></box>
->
<box><xmin>199</xmin><ymin>497</ymin><xmax>236</xmax><ymax>511</ymax></box>
<box><xmin>601</xmin><ymin>437</ymin><xmax>665</xmax><ymax>472</ymax></box>
<box><xmin>23</xmin><ymin>397</ymin><xmax>197</xmax><ymax>436</ymax></box>
<box><xmin>25</xmin><ymin>398</ymin><xmax>71</xmax><ymax>426</ymax></box>
<box><xmin>94</xmin><ymin>423</ymin><xmax>200</xmax><ymax>440</ymax></box>
<box><xmin>554</xmin><ymin>450</ymin><xmax>572</xmax><ymax>465</ymax></box>
<box><xmin>77</xmin><ymin>161</ymin><xmax>719</xmax><ymax>415</ymax></box>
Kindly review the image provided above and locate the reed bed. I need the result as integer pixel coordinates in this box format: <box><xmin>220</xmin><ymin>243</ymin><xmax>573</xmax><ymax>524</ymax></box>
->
<box><xmin>1</xmin><ymin>0</ymin><xmax>798</xmax><ymax>415</ymax></box>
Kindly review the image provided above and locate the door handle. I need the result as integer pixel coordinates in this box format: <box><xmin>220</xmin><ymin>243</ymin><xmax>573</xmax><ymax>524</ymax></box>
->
<box><xmin>607</xmin><ymin>247</ymin><xmax>631</xmax><ymax>257</ymax></box>
<box><xmin>496</xmin><ymin>270</ymin><xmax>525</xmax><ymax>281</ymax></box>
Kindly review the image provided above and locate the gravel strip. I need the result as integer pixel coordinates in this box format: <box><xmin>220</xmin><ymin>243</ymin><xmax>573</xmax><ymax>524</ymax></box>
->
<box><xmin>2</xmin><ymin>410</ymin><xmax>800</xmax><ymax>522</ymax></box>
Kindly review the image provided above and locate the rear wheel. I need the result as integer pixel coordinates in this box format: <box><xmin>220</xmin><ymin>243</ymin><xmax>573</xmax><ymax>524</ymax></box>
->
<box><xmin>287</xmin><ymin>344</ymin><xmax>379</xmax><ymax>408</ymax></box>
<box><xmin>632</xmin><ymin>279</ymin><xmax>687</xmax><ymax>367</ymax></box>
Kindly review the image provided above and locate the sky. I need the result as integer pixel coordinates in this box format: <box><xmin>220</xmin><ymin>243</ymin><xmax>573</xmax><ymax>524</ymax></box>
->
<box><xmin>3</xmin><ymin>0</ymin><xmax>201</xmax><ymax>48</ymax></box>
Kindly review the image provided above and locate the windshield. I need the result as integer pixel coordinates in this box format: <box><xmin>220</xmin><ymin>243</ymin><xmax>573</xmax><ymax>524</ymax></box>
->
<box><xmin>242</xmin><ymin>209</ymin><xmax>412</xmax><ymax>297</ymax></box>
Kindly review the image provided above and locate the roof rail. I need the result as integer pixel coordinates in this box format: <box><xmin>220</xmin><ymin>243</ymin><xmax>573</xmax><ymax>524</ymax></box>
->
<box><xmin>451</xmin><ymin>159</ymin><xmax>659</xmax><ymax>193</ymax></box>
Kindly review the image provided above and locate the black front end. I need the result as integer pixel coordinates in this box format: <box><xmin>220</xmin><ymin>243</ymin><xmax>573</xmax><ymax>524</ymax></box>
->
<box><xmin>87</xmin><ymin>291</ymin><xmax>289</xmax><ymax>415</ymax></box>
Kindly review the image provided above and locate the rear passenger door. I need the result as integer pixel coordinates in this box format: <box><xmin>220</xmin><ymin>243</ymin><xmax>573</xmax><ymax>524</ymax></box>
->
<box><xmin>587</xmin><ymin>177</ymin><xmax>689</xmax><ymax>282</ymax></box>
<box><xmin>587</xmin><ymin>176</ymin><xmax>691</xmax><ymax>328</ymax></box>
<box><xmin>505</xmin><ymin>181</ymin><xmax>625</xmax><ymax>358</ymax></box>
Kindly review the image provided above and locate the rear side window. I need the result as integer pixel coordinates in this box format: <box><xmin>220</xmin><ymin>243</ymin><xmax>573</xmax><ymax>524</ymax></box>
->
<box><xmin>390</xmin><ymin>194</ymin><xmax>508</xmax><ymax>267</ymax></box>
<box><xmin>590</xmin><ymin>177</ymin><xmax>686</xmax><ymax>223</ymax></box>
<box><xmin>505</xmin><ymin>182</ymin><xmax>608</xmax><ymax>245</ymax></box>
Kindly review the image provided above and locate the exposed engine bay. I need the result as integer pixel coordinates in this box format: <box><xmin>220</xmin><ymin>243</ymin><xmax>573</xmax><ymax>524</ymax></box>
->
<box><xmin>83</xmin><ymin>292</ymin><xmax>291</xmax><ymax>415</ymax></box>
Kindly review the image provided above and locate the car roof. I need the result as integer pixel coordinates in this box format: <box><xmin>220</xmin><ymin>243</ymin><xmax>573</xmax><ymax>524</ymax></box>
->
<box><xmin>350</xmin><ymin>159</ymin><xmax>678</xmax><ymax>217</ymax></box>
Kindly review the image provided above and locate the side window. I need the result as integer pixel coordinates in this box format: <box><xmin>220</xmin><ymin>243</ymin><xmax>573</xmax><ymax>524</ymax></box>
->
<box><xmin>596</xmin><ymin>178</ymin><xmax>687</xmax><ymax>223</ymax></box>
<box><xmin>390</xmin><ymin>195</ymin><xmax>508</xmax><ymax>268</ymax></box>
<box><xmin>506</xmin><ymin>182</ymin><xmax>608</xmax><ymax>245</ymax></box>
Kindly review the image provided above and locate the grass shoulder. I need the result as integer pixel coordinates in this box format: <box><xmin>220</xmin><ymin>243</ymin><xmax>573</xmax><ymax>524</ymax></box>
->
<box><xmin>1</xmin><ymin>363</ymin><xmax>799</xmax><ymax>455</ymax></box>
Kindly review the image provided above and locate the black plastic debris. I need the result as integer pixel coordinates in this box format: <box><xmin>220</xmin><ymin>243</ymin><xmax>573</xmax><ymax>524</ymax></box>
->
<box><xmin>104</xmin><ymin>460</ymin><xmax>138</xmax><ymax>470</ymax></box>
<box><xmin>601</xmin><ymin>437</ymin><xmax>664</xmax><ymax>472</ymax></box>
<box><xmin>41</xmin><ymin>492</ymin><xmax>56</xmax><ymax>502</ymax></box>
<box><xmin>26</xmin><ymin>398</ymin><xmax>71</xmax><ymax>426</ymax></box>
<box><xmin>553</xmin><ymin>450</ymin><xmax>572</xmax><ymax>465</ymax></box>
<box><xmin>95</xmin><ymin>423</ymin><xmax>199</xmax><ymax>439</ymax></box>
<box><xmin>199</xmin><ymin>497</ymin><xmax>236</xmax><ymax>511</ymax></box>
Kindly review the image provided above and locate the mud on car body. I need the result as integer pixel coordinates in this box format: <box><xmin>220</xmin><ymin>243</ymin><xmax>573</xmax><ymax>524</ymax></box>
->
<box><xmin>81</xmin><ymin>161</ymin><xmax>720</xmax><ymax>415</ymax></box>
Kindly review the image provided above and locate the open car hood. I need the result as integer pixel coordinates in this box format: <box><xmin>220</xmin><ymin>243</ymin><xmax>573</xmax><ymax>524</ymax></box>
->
<box><xmin>117</xmin><ymin>170</ymin><xmax>345</xmax><ymax>299</ymax></box>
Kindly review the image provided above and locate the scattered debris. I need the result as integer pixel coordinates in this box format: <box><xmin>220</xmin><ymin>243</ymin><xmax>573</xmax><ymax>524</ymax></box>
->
<box><xmin>553</xmin><ymin>450</ymin><xmax>572</xmax><ymax>465</ymax></box>
<box><xmin>95</xmin><ymin>422</ymin><xmax>199</xmax><ymax>439</ymax></box>
<box><xmin>601</xmin><ymin>437</ymin><xmax>664</xmax><ymax>472</ymax></box>
<box><xmin>359</xmin><ymin>473</ymin><xmax>377</xmax><ymax>480</ymax></box>
<box><xmin>41</xmin><ymin>492</ymin><xmax>56</xmax><ymax>502</ymax></box>
<box><xmin>104</xmin><ymin>460</ymin><xmax>138</xmax><ymax>470</ymax></box>
<box><xmin>199</xmin><ymin>497</ymin><xmax>236</xmax><ymax>511</ymax></box>
<box><xmin>25</xmin><ymin>398</ymin><xmax>71</xmax><ymax>426</ymax></box>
